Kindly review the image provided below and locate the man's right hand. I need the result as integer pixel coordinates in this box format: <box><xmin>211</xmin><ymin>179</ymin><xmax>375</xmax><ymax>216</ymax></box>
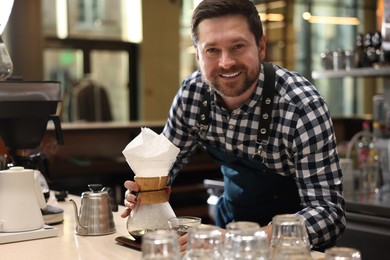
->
<box><xmin>120</xmin><ymin>180</ymin><xmax>140</xmax><ymax>218</ymax></box>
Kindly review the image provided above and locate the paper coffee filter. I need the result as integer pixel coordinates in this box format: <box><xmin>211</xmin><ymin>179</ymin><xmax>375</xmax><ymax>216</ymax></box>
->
<box><xmin>122</xmin><ymin>127</ymin><xmax>180</xmax><ymax>177</ymax></box>
<box><xmin>125</xmin><ymin>159</ymin><xmax>176</xmax><ymax>177</ymax></box>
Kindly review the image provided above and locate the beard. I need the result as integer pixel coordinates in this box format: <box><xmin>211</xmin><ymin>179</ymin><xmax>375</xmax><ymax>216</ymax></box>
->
<box><xmin>202</xmin><ymin>63</ymin><xmax>260</xmax><ymax>98</ymax></box>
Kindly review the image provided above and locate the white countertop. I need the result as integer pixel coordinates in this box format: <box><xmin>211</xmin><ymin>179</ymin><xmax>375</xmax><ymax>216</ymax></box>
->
<box><xmin>0</xmin><ymin>193</ymin><xmax>324</xmax><ymax>260</ymax></box>
<box><xmin>0</xmin><ymin>193</ymin><xmax>141</xmax><ymax>260</ymax></box>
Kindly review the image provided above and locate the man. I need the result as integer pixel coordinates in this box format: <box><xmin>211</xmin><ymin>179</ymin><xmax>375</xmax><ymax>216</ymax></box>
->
<box><xmin>122</xmin><ymin>0</ymin><xmax>345</xmax><ymax>252</ymax></box>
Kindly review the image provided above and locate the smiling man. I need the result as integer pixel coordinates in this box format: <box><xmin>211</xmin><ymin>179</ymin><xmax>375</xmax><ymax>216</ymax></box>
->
<box><xmin>123</xmin><ymin>0</ymin><xmax>346</xmax><ymax>253</ymax></box>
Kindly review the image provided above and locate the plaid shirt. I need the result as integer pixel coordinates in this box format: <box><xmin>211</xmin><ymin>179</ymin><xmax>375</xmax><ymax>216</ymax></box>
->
<box><xmin>163</xmin><ymin>63</ymin><xmax>346</xmax><ymax>247</ymax></box>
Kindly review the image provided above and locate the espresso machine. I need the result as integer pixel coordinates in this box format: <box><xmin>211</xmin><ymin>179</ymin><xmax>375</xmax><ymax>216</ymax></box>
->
<box><xmin>0</xmin><ymin>80</ymin><xmax>64</xmax><ymax>244</ymax></box>
<box><xmin>0</xmin><ymin>81</ymin><xmax>64</xmax><ymax>182</ymax></box>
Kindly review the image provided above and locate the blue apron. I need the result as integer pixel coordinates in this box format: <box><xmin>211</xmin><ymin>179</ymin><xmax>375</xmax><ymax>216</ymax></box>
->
<box><xmin>197</xmin><ymin>63</ymin><xmax>302</xmax><ymax>228</ymax></box>
<box><xmin>206</xmin><ymin>143</ymin><xmax>302</xmax><ymax>228</ymax></box>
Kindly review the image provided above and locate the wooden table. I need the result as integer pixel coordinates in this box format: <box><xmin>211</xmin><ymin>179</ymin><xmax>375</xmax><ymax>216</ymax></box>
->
<box><xmin>0</xmin><ymin>193</ymin><xmax>324</xmax><ymax>260</ymax></box>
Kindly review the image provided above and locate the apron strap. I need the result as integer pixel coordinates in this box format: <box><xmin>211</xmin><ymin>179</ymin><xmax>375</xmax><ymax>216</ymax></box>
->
<box><xmin>257</xmin><ymin>62</ymin><xmax>275</xmax><ymax>144</ymax></box>
<box><xmin>252</xmin><ymin>63</ymin><xmax>276</xmax><ymax>162</ymax></box>
<box><xmin>197</xmin><ymin>87</ymin><xmax>211</xmax><ymax>136</ymax></box>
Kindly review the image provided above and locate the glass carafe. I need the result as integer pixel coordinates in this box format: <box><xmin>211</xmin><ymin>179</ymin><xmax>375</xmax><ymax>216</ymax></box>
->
<box><xmin>127</xmin><ymin>176</ymin><xmax>176</xmax><ymax>241</ymax></box>
<box><xmin>0</xmin><ymin>35</ymin><xmax>13</xmax><ymax>80</ymax></box>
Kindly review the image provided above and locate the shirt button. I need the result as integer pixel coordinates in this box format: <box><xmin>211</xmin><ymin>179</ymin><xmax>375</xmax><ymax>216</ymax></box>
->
<box><xmin>229</xmin><ymin>124</ymin><xmax>234</xmax><ymax>130</ymax></box>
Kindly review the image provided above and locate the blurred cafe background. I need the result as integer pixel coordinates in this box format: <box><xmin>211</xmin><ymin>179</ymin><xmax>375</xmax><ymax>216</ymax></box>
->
<box><xmin>1</xmin><ymin>0</ymin><xmax>389</xmax><ymax>258</ymax></box>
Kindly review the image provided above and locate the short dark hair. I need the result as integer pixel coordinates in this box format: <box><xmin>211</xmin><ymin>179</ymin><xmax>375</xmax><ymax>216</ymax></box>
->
<box><xmin>191</xmin><ymin>0</ymin><xmax>263</xmax><ymax>47</ymax></box>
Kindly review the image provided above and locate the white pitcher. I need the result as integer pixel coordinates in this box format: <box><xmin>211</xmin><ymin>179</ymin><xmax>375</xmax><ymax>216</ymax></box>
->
<box><xmin>0</xmin><ymin>166</ymin><xmax>45</xmax><ymax>232</ymax></box>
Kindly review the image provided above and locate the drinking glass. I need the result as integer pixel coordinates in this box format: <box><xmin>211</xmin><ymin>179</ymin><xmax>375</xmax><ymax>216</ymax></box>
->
<box><xmin>167</xmin><ymin>216</ymin><xmax>202</xmax><ymax>236</ymax></box>
<box><xmin>141</xmin><ymin>229</ymin><xmax>180</xmax><ymax>260</ymax></box>
<box><xmin>270</xmin><ymin>214</ymin><xmax>311</xmax><ymax>260</ymax></box>
<box><xmin>183</xmin><ymin>225</ymin><xmax>223</xmax><ymax>260</ymax></box>
<box><xmin>224</xmin><ymin>221</ymin><xmax>269</xmax><ymax>260</ymax></box>
<box><xmin>325</xmin><ymin>247</ymin><xmax>362</xmax><ymax>260</ymax></box>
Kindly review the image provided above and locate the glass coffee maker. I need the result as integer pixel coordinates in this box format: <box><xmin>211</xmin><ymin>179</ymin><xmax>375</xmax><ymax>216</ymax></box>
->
<box><xmin>127</xmin><ymin>174</ymin><xmax>176</xmax><ymax>240</ymax></box>
<box><xmin>122</xmin><ymin>127</ymin><xmax>180</xmax><ymax>241</ymax></box>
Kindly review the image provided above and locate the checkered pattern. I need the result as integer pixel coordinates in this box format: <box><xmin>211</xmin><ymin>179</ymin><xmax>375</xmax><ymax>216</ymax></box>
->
<box><xmin>163</xmin><ymin>63</ymin><xmax>346</xmax><ymax>248</ymax></box>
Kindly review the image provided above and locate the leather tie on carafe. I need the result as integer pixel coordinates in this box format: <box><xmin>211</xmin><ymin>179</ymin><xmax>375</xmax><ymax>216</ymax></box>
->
<box><xmin>134</xmin><ymin>176</ymin><xmax>169</xmax><ymax>204</ymax></box>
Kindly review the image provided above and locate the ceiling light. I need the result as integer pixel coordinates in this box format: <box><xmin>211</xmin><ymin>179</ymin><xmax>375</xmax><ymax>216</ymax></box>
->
<box><xmin>302</xmin><ymin>12</ymin><xmax>360</xmax><ymax>25</ymax></box>
<box><xmin>56</xmin><ymin>0</ymin><xmax>68</xmax><ymax>39</ymax></box>
<box><xmin>260</xmin><ymin>13</ymin><xmax>285</xmax><ymax>22</ymax></box>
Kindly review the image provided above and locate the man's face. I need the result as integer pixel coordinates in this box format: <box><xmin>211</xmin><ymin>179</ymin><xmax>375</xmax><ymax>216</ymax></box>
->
<box><xmin>196</xmin><ymin>15</ymin><xmax>266</xmax><ymax>98</ymax></box>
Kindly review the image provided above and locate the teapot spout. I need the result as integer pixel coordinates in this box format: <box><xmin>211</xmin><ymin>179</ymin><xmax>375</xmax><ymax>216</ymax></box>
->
<box><xmin>69</xmin><ymin>199</ymin><xmax>87</xmax><ymax>231</ymax></box>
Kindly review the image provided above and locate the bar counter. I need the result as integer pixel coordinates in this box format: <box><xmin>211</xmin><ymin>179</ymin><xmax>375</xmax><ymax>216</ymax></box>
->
<box><xmin>0</xmin><ymin>193</ymin><xmax>325</xmax><ymax>260</ymax></box>
<box><xmin>344</xmin><ymin>186</ymin><xmax>390</xmax><ymax>218</ymax></box>
<box><xmin>337</xmin><ymin>188</ymin><xmax>390</xmax><ymax>259</ymax></box>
